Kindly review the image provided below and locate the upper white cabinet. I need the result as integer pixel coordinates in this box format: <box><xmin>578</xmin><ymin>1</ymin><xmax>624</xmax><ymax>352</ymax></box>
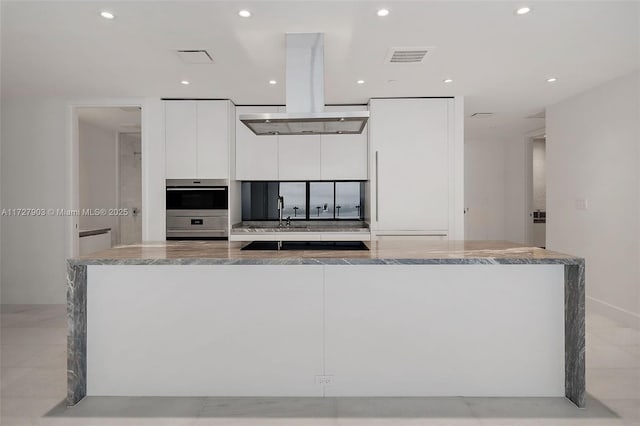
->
<box><xmin>165</xmin><ymin>101</ymin><xmax>197</xmax><ymax>179</ymax></box>
<box><xmin>235</xmin><ymin>105</ymin><xmax>369</xmax><ymax>181</ymax></box>
<box><xmin>235</xmin><ymin>106</ymin><xmax>279</xmax><ymax>180</ymax></box>
<box><xmin>369</xmin><ymin>98</ymin><xmax>462</xmax><ymax>237</ymax></box>
<box><xmin>278</xmin><ymin>135</ymin><xmax>321</xmax><ymax>180</ymax></box>
<box><xmin>165</xmin><ymin>100</ymin><xmax>232</xmax><ymax>179</ymax></box>
<box><xmin>320</xmin><ymin>105</ymin><xmax>368</xmax><ymax>180</ymax></box>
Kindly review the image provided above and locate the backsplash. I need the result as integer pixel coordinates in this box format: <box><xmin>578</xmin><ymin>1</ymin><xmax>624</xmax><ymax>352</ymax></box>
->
<box><xmin>241</xmin><ymin>181</ymin><xmax>365</xmax><ymax>221</ymax></box>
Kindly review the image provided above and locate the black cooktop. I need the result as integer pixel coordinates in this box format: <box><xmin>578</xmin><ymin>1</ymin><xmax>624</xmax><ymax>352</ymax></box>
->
<box><xmin>241</xmin><ymin>241</ymin><xmax>369</xmax><ymax>251</ymax></box>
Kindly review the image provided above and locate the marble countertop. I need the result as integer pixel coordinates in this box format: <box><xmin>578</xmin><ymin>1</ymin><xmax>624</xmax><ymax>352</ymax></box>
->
<box><xmin>69</xmin><ymin>240</ymin><xmax>582</xmax><ymax>266</ymax></box>
<box><xmin>231</xmin><ymin>221</ymin><xmax>370</xmax><ymax>233</ymax></box>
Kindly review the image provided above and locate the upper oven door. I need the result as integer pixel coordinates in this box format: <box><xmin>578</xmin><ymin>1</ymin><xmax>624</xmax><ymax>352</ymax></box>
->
<box><xmin>166</xmin><ymin>187</ymin><xmax>228</xmax><ymax>210</ymax></box>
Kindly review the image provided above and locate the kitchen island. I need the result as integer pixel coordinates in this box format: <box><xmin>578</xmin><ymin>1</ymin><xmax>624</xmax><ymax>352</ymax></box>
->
<box><xmin>67</xmin><ymin>240</ymin><xmax>584</xmax><ymax>407</ymax></box>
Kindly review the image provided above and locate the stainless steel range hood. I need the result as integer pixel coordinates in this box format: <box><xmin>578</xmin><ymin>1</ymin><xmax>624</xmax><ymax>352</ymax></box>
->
<box><xmin>240</xmin><ymin>33</ymin><xmax>369</xmax><ymax>136</ymax></box>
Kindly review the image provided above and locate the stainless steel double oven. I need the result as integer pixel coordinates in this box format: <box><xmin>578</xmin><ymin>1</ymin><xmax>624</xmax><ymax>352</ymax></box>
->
<box><xmin>166</xmin><ymin>179</ymin><xmax>228</xmax><ymax>240</ymax></box>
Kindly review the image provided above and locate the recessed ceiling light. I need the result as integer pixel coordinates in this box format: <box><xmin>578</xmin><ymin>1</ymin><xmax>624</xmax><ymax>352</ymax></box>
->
<box><xmin>546</xmin><ymin>77</ymin><xmax>558</xmax><ymax>83</ymax></box>
<box><xmin>377</xmin><ymin>8</ymin><xmax>390</xmax><ymax>17</ymax></box>
<box><xmin>238</xmin><ymin>10</ymin><xmax>251</xmax><ymax>18</ymax></box>
<box><xmin>443</xmin><ymin>78</ymin><xmax>454</xmax><ymax>84</ymax></box>
<box><xmin>516</xmin><ymin>6</ymin><xmax>531</xmax><ymax>15</ymax></box>
<box><xmin>180</xmin><ymin>80</ymin><xmax>190</xmax><ymax>85</ymax></box>
<box><xmin>99</xmin><ymin>10</ymin><xmax>115</xmax><ymax>20</ymax></box>
<box><xmin>269</xmin><ymin>80</ymin><xmax>277</xmax><ymax>85</ymax></box>
<box><xmin>357</xmin><ymin>80</ymin><xmax>365</xmax><ymax>85</ymax></box>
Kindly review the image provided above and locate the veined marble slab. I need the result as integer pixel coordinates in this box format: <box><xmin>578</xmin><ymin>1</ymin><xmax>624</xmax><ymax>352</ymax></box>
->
<box><xmin>67</xmin><ymin>240</ymin><xmax>584</xmax><ymax>408</ymax></box>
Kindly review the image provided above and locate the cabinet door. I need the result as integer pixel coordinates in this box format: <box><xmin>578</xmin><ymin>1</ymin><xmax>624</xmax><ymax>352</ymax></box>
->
<box><xmin>370</xmin><ymin>98</ymin><xmax>450</xmax><ymax>231</ymax></box>
<box><xmin>278</xmin><ymin>135</ymin><xmax>321</xmax><ymax>180</ymax></box>
<box><xmin>197</xmin><ymin>101</ymin><xmax>229</xmax><ymax>179</ymax></box>
<box><xmin>236</xmin><ymin>106</ymin><xmax>279</xmax><ymax>180</ymax></box>
<box><xmin>165</xmin><ymin>101</ymin><xmax>197</xmax><ymax>179</ymax></box>
<box><xmin>320</xmin><ymin>105</ymin><xmax>368</xmax><ymax>180</ymax></box>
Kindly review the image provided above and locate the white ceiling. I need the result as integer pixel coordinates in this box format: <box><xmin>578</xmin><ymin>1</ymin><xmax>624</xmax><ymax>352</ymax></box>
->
<box><xmin>77</xmin><ymin>107</ymin><xmax>141</xmax><ymax>134</ymax></box>
<box><xmin>2</xmin><ymin>1</ymin><xmax>639</xmax><ymax>136</ymax></box>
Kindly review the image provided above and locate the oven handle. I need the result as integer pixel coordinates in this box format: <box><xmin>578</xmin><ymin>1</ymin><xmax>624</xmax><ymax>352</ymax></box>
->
<box><xmin>166</xmin><ymin>188</ymin><xmax>226</xmax><ymax>191</ymax></box>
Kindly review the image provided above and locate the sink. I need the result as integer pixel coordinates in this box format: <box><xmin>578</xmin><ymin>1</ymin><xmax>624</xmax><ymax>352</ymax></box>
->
<box><xmin>241</xmin><ymin>241</ymin><xmax>369</xmax><ymax>251</ymax></box>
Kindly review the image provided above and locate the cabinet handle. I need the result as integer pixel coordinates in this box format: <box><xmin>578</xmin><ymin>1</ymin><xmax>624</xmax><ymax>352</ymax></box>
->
<box><xmin>375</xmin><ymin>150</ymin><xmax>379</xmax><ymax>222</ymax></box>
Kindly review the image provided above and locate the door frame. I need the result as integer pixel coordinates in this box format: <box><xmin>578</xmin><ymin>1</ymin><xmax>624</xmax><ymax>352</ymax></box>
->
<box><xmin>524</xmin><ymin>127</ymin><xmax>546</xmax><ymax>245</ymax></box>
<box><xmin>66</xmin><ymin>99</ymin><xmax>146</xmax><ymax>258</ymax></box>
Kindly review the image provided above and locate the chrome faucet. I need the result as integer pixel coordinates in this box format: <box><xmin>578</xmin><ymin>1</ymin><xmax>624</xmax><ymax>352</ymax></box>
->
<box><xmin>277</xmin><ymin>195</ymin><xmax>285</xmax><ymax>227</ymax></box>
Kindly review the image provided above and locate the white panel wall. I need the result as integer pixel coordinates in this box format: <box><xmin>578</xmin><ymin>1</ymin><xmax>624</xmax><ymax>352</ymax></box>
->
<box><xmin>1</xmin><ymin>98</ymin><xmax>68</xmax><ymax>304</ymax></box>
<box><xmin>88</xmin><ymin>265</ymin><xmax>324</xmax><ymax>396</ymax></box>
<box><xmin>547</xmin><ymin>71</ymin><xmax>640</xmax><ymax>326</ymax></box>
<box><xmin>324</xmin><ymin>265</ymin><xmax>565</xmax><ymax>396</ymax></box>
<box><xmin>87</xmin><ymin>264</ymin><xmax>565</xmax><ymax>397</ymax></box>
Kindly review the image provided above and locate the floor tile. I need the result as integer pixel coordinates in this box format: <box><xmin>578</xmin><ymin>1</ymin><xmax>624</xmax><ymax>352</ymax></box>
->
<box><xmin>587</xmin><ymin>368</ymin><xmax>640</xmax><ymax>400</ymax></box>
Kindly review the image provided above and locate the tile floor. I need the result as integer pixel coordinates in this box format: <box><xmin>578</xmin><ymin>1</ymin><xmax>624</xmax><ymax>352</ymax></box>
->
<box><xmin>1</xmin><ymin>304</ymin><xmax>638</xmax><ymax>426</ymax></box>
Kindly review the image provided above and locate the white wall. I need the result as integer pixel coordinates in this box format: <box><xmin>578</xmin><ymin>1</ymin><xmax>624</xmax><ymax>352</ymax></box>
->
<box><xmin>1</xmin><ymin>98</ymin><xmax>68</xmax><ymax>304</ymax></box>
<box><xmin>78</xmin><ymin>119</ymin><xmax>119</xmax><ymax>245</ymax></box>
<box><xmin>1</xmin><ymin>97</ymin><xmax>165</xmax><ymax>304</ymax></box>
<box><xmin>547</xmin><ymin>71</ymin><xmax>640</xmax><ymax>325</ymax></box>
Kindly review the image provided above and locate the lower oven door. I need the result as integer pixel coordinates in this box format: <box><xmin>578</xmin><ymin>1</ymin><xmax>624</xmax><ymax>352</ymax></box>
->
<box><xmin>166</xmin><ymin>209</ymin><xmax>228</xmax><ymax>239</ymax></box>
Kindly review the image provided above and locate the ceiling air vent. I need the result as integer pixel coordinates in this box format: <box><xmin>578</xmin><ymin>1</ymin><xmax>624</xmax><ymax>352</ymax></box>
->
<box><xmin>175</xmin><ymin>50</ymin><xmax>214</xmax><ymax>64</ymax></box>
<box><xmin>470</xmin><ymin>113</ymin><xmax>494</xmax><ymax>119</ymax></box>
<box><xmin>385</xmin><ymin>47</ymin><xmax>431</xmax><ymax>64</ymax></box>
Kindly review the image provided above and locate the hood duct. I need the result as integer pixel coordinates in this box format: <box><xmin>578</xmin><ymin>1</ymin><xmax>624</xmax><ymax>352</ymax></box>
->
<box><xmin>240</xmin><ymin>33</ymin><xmax>369</xmax><ymax>136</ymax></box>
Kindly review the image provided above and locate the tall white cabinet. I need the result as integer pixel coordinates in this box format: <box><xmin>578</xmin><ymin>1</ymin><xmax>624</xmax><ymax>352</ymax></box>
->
<box><xmin>369</xmin><ymin>98</ymin><xmax>463</xmax><ymax>240</ymax></box>
<box><xmin>165</xmin><ymin>100</ymin><xmax>232</xmax><ymax>179</ymax></box>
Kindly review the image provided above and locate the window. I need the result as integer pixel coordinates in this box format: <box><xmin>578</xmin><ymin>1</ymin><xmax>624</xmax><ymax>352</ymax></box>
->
<box><xmin>309</xmin><ymin>182</ymin><xmax>334</xmax><ymax>219</ymax></box>
<box><xmin>241</xmin><ymin>181</ymin><xmax>364</xmax><ymax>220</ymax></box>
<box><xmin>335</xmin><ymin>182</ymin><xmax>362</xmax><ymax>219</ymax></box>
<box><xmin>279</xmin><ymin>182</ymin><xmax>306</xmax><ymax>219</ymax></box>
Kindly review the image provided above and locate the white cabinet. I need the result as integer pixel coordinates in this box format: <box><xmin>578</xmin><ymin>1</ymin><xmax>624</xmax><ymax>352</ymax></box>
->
<box><xmin>165</xmin><ymin>100</ymin><xmax>231</xmax><ymax>179</ymax></box>
<box><xmin>235</xmin><ymin>106</ymin><xmax>279</xmax><ymax>180</ymax></box>
<box><xmin>235</xmin><ymin>105</ymin><xmax>368</xmax><ymax>181</ymax></box>
<box><xmin>278</xmin><ymin>135</ymin><xmax>321</xmax><ymax>180</ymax></box>
<box><xmin>369</xmin><ymin>98</ymin><xmax>459</xmax><ymax>235</ymax></box>
<box><xmin>197</xmin><ymin>101</ymin><xmax>230</xmax><ymax>179</ymax></box>
<box><xmin>165</xmin><ymin>101</ymin><xmax>197</xmax><ymax>179</ymax></box>
<box><xmin>320</xmin><ymin>105</ymin><xmax>368</xmax><ymax>180</ymax></box>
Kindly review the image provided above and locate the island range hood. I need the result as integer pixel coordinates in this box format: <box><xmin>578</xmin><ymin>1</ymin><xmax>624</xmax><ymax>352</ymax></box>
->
<box><xmin>240</xmin><ymin>33</ymin><xmax>369</xmax><ymax>136</ymax></box>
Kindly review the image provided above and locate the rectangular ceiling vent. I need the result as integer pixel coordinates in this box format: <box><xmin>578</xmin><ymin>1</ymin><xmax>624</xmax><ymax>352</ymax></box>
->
<box><xmin>470</xmin><ymin>113</ymin><xmax>494</xmax><ymax>119</ymax></box>
<box><xmin>385</xmin><ymin>47</ymin><xmax>431</xmax><ymax>64</ymax></box>
<box><xmin>176</xmin><ymin>50</ymin><xmax>214</xmax><ymax>64</ymax></box>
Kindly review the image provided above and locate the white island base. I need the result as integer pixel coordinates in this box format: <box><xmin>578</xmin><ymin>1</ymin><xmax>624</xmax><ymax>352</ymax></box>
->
<box><xmin>86</xmin><ymin>264</ymin><xmax>565</xmax><ymax>398</ymax></box>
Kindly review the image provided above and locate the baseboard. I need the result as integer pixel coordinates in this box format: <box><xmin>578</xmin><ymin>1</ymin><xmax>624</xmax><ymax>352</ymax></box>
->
<box><xmin>587</xmin><ymin>296</ymin><xmax>640</xmax><ymax>330</ymax></box>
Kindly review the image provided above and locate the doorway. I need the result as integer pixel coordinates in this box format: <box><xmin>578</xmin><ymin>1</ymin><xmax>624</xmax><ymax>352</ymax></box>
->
<box><xmin>531</xmin><ymin>137</ymin><xmax>546</xmax><ymax>248</ymax></box>
<box><xmin>76</xmin><ymin>107</ymin><xmax>142</xmax><ymax>254</ymax></box>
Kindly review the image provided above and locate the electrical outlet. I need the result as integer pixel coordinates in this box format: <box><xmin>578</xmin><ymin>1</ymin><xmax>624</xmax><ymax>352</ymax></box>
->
<box><xmin>315</xmin><ymin>375</ymin><xmax>333</xmax><ymax>385</ymax></box>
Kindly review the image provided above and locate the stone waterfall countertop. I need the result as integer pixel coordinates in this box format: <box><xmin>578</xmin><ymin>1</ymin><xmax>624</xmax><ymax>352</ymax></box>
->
<box><xmin>68</xmin><ymin>240</ymin><xmax>583</xmax><ymax>266</ymax></box>
<box><xmin>66</xmin><ymin>240</ymin><xmax>586</xmax><ymax>407</ymax></box>
<box><xmin>231</xmin><ymin>220</ymin><xmax>370</xmax><ymax>233</ymax></box>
